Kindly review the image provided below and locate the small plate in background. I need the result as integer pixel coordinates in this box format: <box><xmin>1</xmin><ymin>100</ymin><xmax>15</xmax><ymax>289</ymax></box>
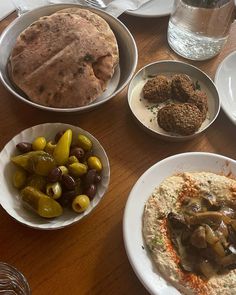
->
<box><xmin>128</xmin><ymin>60</ymin><xmax>220</xmax><ymax>141</ymax></box>
<box><xmin>215</xmin><ymin>51</ymin><xmax>236</xmax><ymax>125</ymax></box>
<box><xmin>126</xmin><ymin>0</ymin><xmax>174</xmax><ymax>18</ymax></box>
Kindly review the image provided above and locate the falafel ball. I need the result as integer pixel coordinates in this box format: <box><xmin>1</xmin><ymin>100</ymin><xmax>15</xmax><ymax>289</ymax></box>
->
<box><xmin>143</xmin><ymin>75</ymin><xmax>171</xmax><ymax>103</ymax></box>
<box><xmin>171</xmin><ymin>74</ymin><xmax>195</xmax><ymax>102</ymax></box>
<box><xmin>188</xmin><ymin>90</ymin><xmax>208</xmax><ymax>121</ymax></box>
<box><xmin>157</xmin><ymin>103</ymin><xmax>203</xmax><ymax>135</ymax></box>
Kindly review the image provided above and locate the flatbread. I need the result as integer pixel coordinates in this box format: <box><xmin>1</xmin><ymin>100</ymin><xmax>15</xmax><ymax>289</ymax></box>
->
<box><xmin>55</xmin><ymin>8</ymin><xmax>119</xmax><ymax>66</ymax></box>
<box><xmin>9</xmin><ymin>9</ymin><xmax>119</xmax><ymax>108</ymax></box>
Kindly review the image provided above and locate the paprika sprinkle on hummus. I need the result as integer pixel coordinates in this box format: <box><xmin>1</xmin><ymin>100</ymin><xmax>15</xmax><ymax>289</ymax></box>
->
<box><xmin>143</xmin><ymin>172</ymin><xmax>236</xmax><ymax>295</ymax></box>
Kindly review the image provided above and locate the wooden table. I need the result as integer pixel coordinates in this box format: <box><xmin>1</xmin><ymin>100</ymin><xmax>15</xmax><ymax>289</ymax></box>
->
<box><xmin>0</xmin><ymin>11</ymin><xmax>236</xmax><ymax>295</ymax></box>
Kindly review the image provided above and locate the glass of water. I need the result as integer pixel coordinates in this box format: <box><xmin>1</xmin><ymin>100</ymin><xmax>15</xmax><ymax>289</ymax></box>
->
<box><xmin>167</xmin><ymin>0</ymin><xmax>235</xmax><ymax>60</ymax></box>
<box><xmin>0</xmin><ymin>262</ymin><xmax>31</xmax><ymax>295</ymax></box>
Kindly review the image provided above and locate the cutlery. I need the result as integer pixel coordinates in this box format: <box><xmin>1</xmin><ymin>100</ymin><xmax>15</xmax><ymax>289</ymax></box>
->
<box><xmin>84</xmin><ymin>0</ymin><xmax>113</xmax><ymax>9</ymax></box>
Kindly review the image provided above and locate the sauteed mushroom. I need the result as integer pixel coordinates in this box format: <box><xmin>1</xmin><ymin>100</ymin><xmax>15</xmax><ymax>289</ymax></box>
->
<box><xmin>167</xmin><ymin>212</ymin><xmax>187</xmax><ymax>229</ymax></box>
<box><xmin>190</xmin><ymin>226</ymin><xmax>207</xmax><ymax>248</ymax></box>
<box><xmin>198</xmin><ymin>259</ymin><xmax>217</xmax><ymax>279</ymax></box>
<box><xmin>168</xmin><ymin>206</ymin><xmax>236</xmax><ymax>277</ymax></box>
<box><xmin>202</xmin><ymin>193</ymin><xmax>217</xmax><ymax>208</ymax></box>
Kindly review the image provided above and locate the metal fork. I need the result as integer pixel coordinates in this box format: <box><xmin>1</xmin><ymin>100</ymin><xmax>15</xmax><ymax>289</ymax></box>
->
<box><xmin>84</xmin><ymin>0</ymin><xmax>112</xmax><ymax>9</ymax></box>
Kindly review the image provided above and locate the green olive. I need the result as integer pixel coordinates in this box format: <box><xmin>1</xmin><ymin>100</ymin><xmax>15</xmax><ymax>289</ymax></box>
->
<box><xmin>13</xmin><ymin>169</ymin><xmax>27</xmax><ymax>189</ymax></box>
<box><xmin>32</xmin><ymin>137</ymin><xmax>47</xmax><ymax>151</ymax></box>
<box><xmin>67</xmin><ymin>155</ymin><xmax>79</xmax><ymax>165</ymax></box>
<box><xmin>68</xmin><ymin>163</ymin><xmax>88</xmax><ymax>177</ymax></box>
<box><xmin>77</xmin><ymin>134</ymin><xmax>92</xmax><ymax>151</ymax></box>
<box><xmin>72</xmin><ymin>195</ymin><xmax>90</xmax><ymax>213</ymax></box>
<box><xmin>58</xmin><ymin>165</ymin><xmax>68</xmax><ymax>175</ymax></box>
<box><xmin>87</xmin><ymin>156</ymin><xmax>102</xmax><ymax>172</ymax></box>
<box><xmin>44</xmin><ymin>141</ymin><xmax>56</xmax><ymax>154</ymax></box>
<box><xmin>46</xmin><ymin>182</ymin><xmax>62</xmax><ymax>199</ymax></box>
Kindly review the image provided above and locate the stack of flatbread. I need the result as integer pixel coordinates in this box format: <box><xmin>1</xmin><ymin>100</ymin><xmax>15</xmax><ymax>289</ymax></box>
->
<box><xmin>9</xmin><ymin>8</ymin><xmax>119</xmax><ymax>108</ymax></box>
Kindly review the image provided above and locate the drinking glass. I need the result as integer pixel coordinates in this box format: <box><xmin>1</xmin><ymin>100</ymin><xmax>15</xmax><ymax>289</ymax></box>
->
<box><xmin>0</xmin><ymin>262</ymin><xmax>31</xmax><ymax>295</ymax></box>
<box><xmin>167</xmin><ymin>0</ymin><xmax>235</xmax><ymax>60</ymax></box>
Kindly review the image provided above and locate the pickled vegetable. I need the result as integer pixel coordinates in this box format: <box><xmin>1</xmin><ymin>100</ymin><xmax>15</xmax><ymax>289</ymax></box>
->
<box><xmin>13</xmin><ymin>169</ymin><xmax>27</xmax><ymax>189</ymax></box>
<box><xmin>72</xmin><ymin>195</ymin><xmax>90</xmax><ymax>213</ymax></box>
<box><xmin>58</xmin><ymin>165</ymin><xmax>68</xmax><ymax>175</ymax></box>
<box><xmin>68</xmin><ymin>163</ymin><xmax>87</xmax><ymax>177</ymax></box>
<box><xmin>84</xmin><ymin>169</ymin><xmax>97</xmax><ymax>186</ymax></box>
<box><xmin>46</xmin><ymin>182</ymin><xmax>62</xmax><ymax>199</ymax></box>
<box><xmin>47</xmin><ymin>167</ymin><xmax>62</xmax><ymax>183</ymax></box>
<box><xmin>53</xmin><ymin>129</ymin><xmax>72</xmax><ymax>165</ymax></box>
<box><xmin>20</xmin><ymin>186</ymin><xmax>63</xmax><ymax>218</ymax></box>
<box><xmin>44</xmin><ymin>141</ymin><xmax>56</xmax><ymax>154</ymax></box>
<box><xmin>12</xmin><ymin>128</ymin><xmax>103</xmax><ymax>219</ymax></box>
<box><xmin>16</xmin><ymin>142</ymin><xmax>32</xmax><ymax>153</ymax></box>
<box><xmin>30</xmin><ymin>153</ymin><xmax>56</xmax><ymax>176</ymax></box>
<box><xmin>87</xmin><ymin>156</ymin><xmax>102</xmax><ymax>172</ymax></box>
<box><xmin>85</xmin><ymin>184</ymin><xmax>97</xmax><ymax>199</ymax></box>
<box><xmin>11</xmin><ymin>151</ymin><xmax>46</xmax><ymax>172</ymax></box>
<box><xmin>77</xmin><ymin>134</ymin><xmax>92</xmax><ymax>151</ymax></box>
<box><xmin>26</xmin><ymin>175</ymin><xmax>47</xmax><ymax>191</ymax></box>
<box><xmin>61</xmin><ymin>174</ymin><xmax>76</xmax><ymax>190</ymax></box>
<box><xmin>67</xmin><ymin>156</ymin><xmax>79</xmax><ymax>165</ymax></box>
<box><xmin>32</xmin><ymin>137</ymin><xmax>47</xmax><ymax>151</ymax></box>
<box><xmin>70</xmin><ymin>147</ymin><xmax>85</xmax><ymax>160</ymax></box>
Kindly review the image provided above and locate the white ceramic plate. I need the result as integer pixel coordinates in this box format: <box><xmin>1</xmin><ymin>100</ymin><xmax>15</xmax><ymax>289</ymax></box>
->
<box><xmin>0</xmin><ymin>123</ymin><xmax>110</xmax><ymax>230</ymax></box>
<box><xmin>128</xmin><ymin>60</ymin><xmax>220</xmax><ymax>141</ymax></box>
<box><xmin>123</xmin><ymin>152</ymin><xmax>236</xmax><ymax>295</ymax></box>
<box><xmin>215</xmin><ymin>51</ymin><xmax>236</xmax><ymax>125</ymax></box>
<box><xmin>126</xmin><ymin>0</ymin><xmax>174</xmax><ymax>17</ymax></box>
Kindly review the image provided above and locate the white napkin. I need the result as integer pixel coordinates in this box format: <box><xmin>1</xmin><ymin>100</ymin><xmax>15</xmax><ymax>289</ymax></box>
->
<box><xmin>12</xmin><ymin>0</ymin><xmax>151</xmax><ymax>17</ymax></box>
<box><xmin>0</xmin><ymin>2</ymin><xmax>15</xmax><ymax>20</ymax></box>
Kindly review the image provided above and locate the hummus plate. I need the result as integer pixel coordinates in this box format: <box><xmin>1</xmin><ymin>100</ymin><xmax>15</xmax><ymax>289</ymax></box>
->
<box><xmin>123</xmin><ymin>152</ymin><xmax>236</xmax><ymax>295</ymax></box>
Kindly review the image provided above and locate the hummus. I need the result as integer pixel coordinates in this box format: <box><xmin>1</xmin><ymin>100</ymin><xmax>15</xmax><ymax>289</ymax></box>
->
<box><xmin>143</xmin><ymin>172</ymin><xmax>236</xmax><ymax>295</ymax></box>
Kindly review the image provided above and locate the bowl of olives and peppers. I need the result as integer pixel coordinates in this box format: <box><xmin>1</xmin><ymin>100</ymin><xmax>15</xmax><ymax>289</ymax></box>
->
<box><xmin>0</xmin><ymin>123</ymin><xmax>110</xmax><ymax>229</ymax></box>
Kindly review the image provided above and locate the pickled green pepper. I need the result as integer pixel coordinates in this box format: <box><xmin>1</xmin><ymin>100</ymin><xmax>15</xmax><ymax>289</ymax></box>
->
<box><xmin>53</xmin><ymin>129</ymin><xmax>72</xmax><ymax>165</ymax></box>
<box><xmin>20</xmin><ymin>186</ymin><xmax>63</xmax><ymax>218</ymax></box>
<box><xmin>11</xmin><ymin>151</ymin><xmax>46</xmax><ymax>172</ymax></box>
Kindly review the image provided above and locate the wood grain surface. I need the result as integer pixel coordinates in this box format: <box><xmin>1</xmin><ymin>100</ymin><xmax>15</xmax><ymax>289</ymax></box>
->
<box><xmin>0</xmin><ymin>11</ymin><xmax>236</xmax><ymax>295</ymax></box>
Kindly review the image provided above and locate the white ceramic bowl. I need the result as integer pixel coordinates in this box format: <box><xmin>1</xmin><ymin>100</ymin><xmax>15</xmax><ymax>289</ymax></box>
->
<box><xmin>0</xmin><ymin>4</ymin><xmax>138</xmax><ymax>112</ymax></box>
<box><xmin>215</xmin><ymin>51</ymin><xmax>236</xmax><ymax>125</ymax></box>
<box><xmin>128</xmin><ymin>60</ymin><xmax>220</xmax><ymax>141</ymax></box>
<box><xmin>123</xmin><ymin>152</ymin><xmax>236</xmax><ymax>295</ymax></box>
<box><xmin>0</xmin><ymin>123</ymin><xmax>110</xmax><ymax>230</ymax></box>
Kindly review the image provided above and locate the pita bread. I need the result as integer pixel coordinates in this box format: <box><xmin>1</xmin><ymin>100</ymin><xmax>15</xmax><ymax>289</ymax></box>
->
<box><xmin>9</xmin><ymin>9</ymin><xmax>119</xmax><ymax>108</ymax></box>
<box><xmin>55</xmin><ymin>8</ymin><xmax>119</xmax><ymax>66</ymax></box>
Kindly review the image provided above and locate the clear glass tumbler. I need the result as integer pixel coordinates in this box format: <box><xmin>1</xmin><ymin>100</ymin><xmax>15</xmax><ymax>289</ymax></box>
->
<box><xmin>167</xmin><ymin>0</ymin><xmax>235</xmax><ymax>60</ymax></box>
<box><xmin>0</xmin><ymin>262</ymin><xmax>31</xmax><ymax>295</ymax></box>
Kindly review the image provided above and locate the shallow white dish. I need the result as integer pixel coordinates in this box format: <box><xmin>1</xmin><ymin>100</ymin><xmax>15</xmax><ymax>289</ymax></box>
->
<box><xmin>0</xmin><ymin>4</ymin><xmax>137</xmax><ymax>113</ymax></box>
<box><xmin>215</xmin><ymin>51</ymin><xmax>236</xmax><ymax>125</ymax></box>
<box><xmin>0</xmin><ymin>123</ymin><xmax>110</xmax><ymax>230</ymax></box>
<box><xmin>128</xmin><ymin>60</ymin><xmax>220</xmax><ymax>141</ymax></box>
<box><xmin>126</xmin><ymin>0</ymin><xmax>174</xmax><ymax>17</ymax></box>
<box><xmin>123</xmin><ymin>152</ymin><xmax>236</xmax><ymax>295</ymax></box>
